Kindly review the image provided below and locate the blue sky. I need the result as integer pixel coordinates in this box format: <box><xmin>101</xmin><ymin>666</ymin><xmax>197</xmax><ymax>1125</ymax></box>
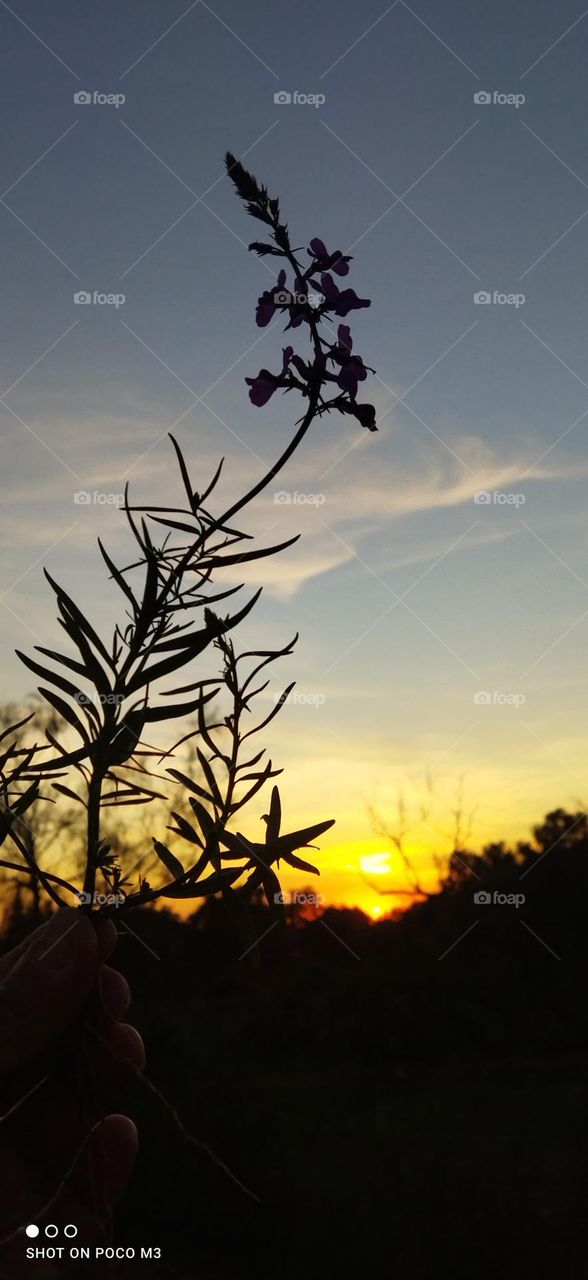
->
<box><xmin>2</xmin><ymin>0</ymin><xmax>588</xmax><ymax>905</ymax></box>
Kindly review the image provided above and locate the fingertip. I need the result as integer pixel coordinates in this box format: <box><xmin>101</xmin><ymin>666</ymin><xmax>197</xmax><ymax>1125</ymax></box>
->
<box><xmin>97</xmin><ymin>1113</ymin><xmax>139</xmax><ymax>1199</ymax></box>
<box><xmin>103</xmin><ymin>1113</ymin><xmax>139</xmax><ymax>1159</ymax></box>
<box><xmin>76</xmin><ymin>1114</ymin><xmax>139</xmax><ymax>1209</ymax></box>
<box><xmin>108</xmin><ymin>1023</ymin><xmax>146</xmax><ymax>1072</ymax></box>
<box><xmin>97</xmin><ymin>965</ymin><xmax>131</xmax><ymax>1020</ymax></box>
<box><xmin>92</xmin><ymin>916</ymin><xmax>118</xmax><ymax>962</ymax></box>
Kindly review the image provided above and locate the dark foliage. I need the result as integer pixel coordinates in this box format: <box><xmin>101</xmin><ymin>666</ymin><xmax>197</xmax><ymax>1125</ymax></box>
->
<box><xmin>1</xmin><ymin>807</ymin><xmax>585</xmax><ymax>1278</ymax></box>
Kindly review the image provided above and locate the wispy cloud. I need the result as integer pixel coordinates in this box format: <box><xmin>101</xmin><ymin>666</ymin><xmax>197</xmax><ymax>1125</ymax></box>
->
<box><xmin>2</xmin><ymin>408</ymin><xmax>585</xmax><ymax>601</ymax></box>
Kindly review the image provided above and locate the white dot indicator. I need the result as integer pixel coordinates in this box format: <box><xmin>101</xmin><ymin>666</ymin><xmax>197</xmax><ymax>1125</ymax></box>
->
<box><xmin>64</xmin><ymin>1225</ymin><xmax>78</xmax><ymax>1238</ymax></box>
<box><xmin>25</xmin><ymin>1225</ymin><xmax>39</xmax><ymax>1238</ymax></box>
<box><xmin>45</xmin><ymin>1225</ymin><xmax>58</xmax><ymax>1238</ymax></box>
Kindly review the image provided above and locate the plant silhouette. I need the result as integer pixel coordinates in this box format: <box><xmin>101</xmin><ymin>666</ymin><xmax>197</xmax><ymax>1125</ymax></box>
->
<box><xmin>1</xmin><ymin>153</ymin><xmax>376</xmax><ymax>948</ymax></box>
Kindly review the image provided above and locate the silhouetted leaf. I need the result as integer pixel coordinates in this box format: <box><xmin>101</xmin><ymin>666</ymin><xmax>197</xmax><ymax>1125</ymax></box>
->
<box><xmin>198</xmin><ymin>455</ymin><xmax>225</xmax><ymax>505</ymax></box>
<box><xmin>0</xmin><ymin>713</ymin><xmax>33</xmax><ymax>745</ymax></box>
<box><xmin>142</xmin><ymin>689</ymin><xmax>218</xmax><ymax>722</ymax></box>
<box><xmin>45</xmin><ymin>570</ymin><xmax>113</xmax><ymax>667</ymax></box>
<box><xmin>160</xmin><ymin>677</ymin><xmax>219</xmax><ymax>696</ymax></box>
<box><xmin>188</xmin><ymin>795</ymin><xmax>217</xmax><ymax>841</ymax></box>
<box><xmin>236</xmin><ymin>748</ymin><xmax>266</xmax><ymax>771</ymax></box>
<box><xmin>168</xmin><ymin>767</ymin><xmax>214</xmax><ymax>805</ymax></box>
<box><xmin>37</xmin><ymin>687</ymin><xmax>91</xmax><ymax>743</ymax></box>
<box><xmin>198</xmin><ymin>535</ymin><xmax>299</xmax><ymax>570</ymax></box>
<box><xmin>152</xmin><ymin>838</ymin><xmax>184</xmax><ymax>879</ymax></box>
<box><xmin>196</xmin><ymin>749</ymin><xmax>223</xmax><ymax>809</ymax></box>
<box><xmin>34</xmin><ymin>646</ymin><xmax>87</xmax><ymax>679</ymax></box>
<box><xmin>16</xmin><ymin>650</ymin><xmax>100</xmax><ymax>724</ymax></box>
<box><xmin>177</xmin><ymin>776</ymin><xmax>216</xmax><ymax>806</ymax></box>
<box><xmin>169</xmin><ymin>434</ymin><xmax>199</xmax><ymax>514</ymax></box>
<box><xmin>236</xmin><ymin>761</ymin><xmax>282</xmax><ymax>810</ymax></box>
<box><xmin>283</xmin><ymin>852</ymin><xmax>320</xmax><ymax>875</ymax></box>
<box><xmin>239</xmin><ymin>635</ymin><xmax>298</xmax><ymax>661</ymax></box>
<box><xmin>98</xmin><ymin>539</ymin><xmax>139</xmax><ymax>612</ymax></box>
<box><xmin>52</xmin><ymin>783</ymin><xmax>87</xmax><ymax>806</ymax></box>
<box><xmin>168</xmin><ymin>811</ymin><xmax>203</xmax><ymax>847</ymax></box>
<box><xmin>56</xmin><ymin>613</ymin><xmax>114</xmax><ymax>699</ymax></box>
<box><xmin>265</xmin><ymin>785</ymin><xmax>281</xmax><ymax>843</ymax></box>
<box><xmin>133</xmin><ymin>550</ymin><xmax>160</xmax><ymax>649</ymax></box>
<box><xmin>150</xmin><ymin>515</ymin><xmax>200</xmax><ymax>535</ymax></box>
<box><xmin>242</xmin><ymin>683</ymin><xmax>295</xmax><ymax>739</ymax></box>
<box><xmin>276</xmin><ymin>818</ymin><xmax>335</xmax><ymax>855</ymax></box>
<box><xmin>101</xmin><ymin>795</ymin><xmax>155</xmax><ymax>807</ymax></box>
<box><xmin>160</xmin><ymin>866</ymin><xmax>241</xmax><ymax>898</ymax></box>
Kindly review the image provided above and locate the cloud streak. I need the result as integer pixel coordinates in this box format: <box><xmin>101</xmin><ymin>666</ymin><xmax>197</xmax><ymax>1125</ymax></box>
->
<box><xmin>2</xmin><ymin>408</ymin><xmax>586</xmax><ymax>602</ymax></box>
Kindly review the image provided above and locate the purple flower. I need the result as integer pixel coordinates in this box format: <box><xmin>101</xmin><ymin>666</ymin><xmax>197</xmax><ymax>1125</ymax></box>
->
<box><xmin>337</xmin><ymin>324</ymin><xmax>352</xmax><ymax>352</ymax></box>
<box><xmin>284</xmin><ymin>277</ymin><xmax>309</xmax><ymax>330</ymax></box>
<box><xmin>337</xmin><ymin>356</ymin><xmax>367</xmax><ymax>398</ymax></box>
<box><xmin>255</xmin><ymin>269</ymin><xmax>287</xmax><ymax>327</ymax></box>
<box><xmin>308</xmin><ymin>237</ymin><xmax>352</xmax><ymax>277</ymax></box>
<box><xmin>319</xmin><ymin>273</ymin><xmax>371</xmax><ymax>317</ymax></box>
<box><xmin>330</xmin><ymin>325</ymin><xmax>367</xmax><ymax>398</ymax></box>
<box><xmin>290</xmin><ymin>353</ymin><xmax>313</xmax><ymax>381</ymax></box>
<box><xmin>246</xmin><ymin>370</ymin><xmax>280</xmax><ymax>406</ymax></box>
<box><xmin>246</xmin><ymin>346</ymin><xmax>294</xmax><ymax>406</ymax></box>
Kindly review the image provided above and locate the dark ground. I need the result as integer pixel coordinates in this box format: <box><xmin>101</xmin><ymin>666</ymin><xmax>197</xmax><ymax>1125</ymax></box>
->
<box><xmin>4</xmin><ymin>811</ymin><xmax>588</xmax><ymax>1279</ymax></box>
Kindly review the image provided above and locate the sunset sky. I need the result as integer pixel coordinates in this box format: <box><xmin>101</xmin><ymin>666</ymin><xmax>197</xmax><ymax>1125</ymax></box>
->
<box><xmin>2</xmin><ymin>0</ymin><xmax>588</xmax><ymax>913</ymax></box>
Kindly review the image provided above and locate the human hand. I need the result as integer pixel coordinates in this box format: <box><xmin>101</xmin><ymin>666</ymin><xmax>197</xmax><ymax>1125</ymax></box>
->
<box><xmin>0</xmin><ymin>909</ymin><xmax>144</xmax><ymax>1276</ymax></box>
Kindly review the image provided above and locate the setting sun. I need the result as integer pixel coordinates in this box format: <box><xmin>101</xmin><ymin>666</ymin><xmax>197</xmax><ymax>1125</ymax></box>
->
<box><xmin>360</xmin><ymin>852</ymin><xmax>394</xmax><ymax>876</ymax></box>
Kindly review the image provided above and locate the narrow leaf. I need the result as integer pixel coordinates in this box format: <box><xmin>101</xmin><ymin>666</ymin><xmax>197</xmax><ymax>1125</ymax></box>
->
<box><xmin>45</xmin><ymin>570</ymin><xmax>113</xmax><ymax>666</ymax></box>
<box><xmin>37</xmin><ymin>687</ymin><xmax>91</xmax><ymax>743</ymax></box>
<box><xmin>198</xmin><ymin>535</ymin><xmax>299</xmax><ymax>570</ymax></box>
<box><xmin>276</xmin><ymin>818</ymin><xmax>335</xmax><ymax>855</ymax></box>
<box><xmin>16</xmin><ymin>650</ymin><xmax>100</xmax><ymax>724</ymax></box>
<box><xmin>152</xmin><ymin>838</ymin><xmax>184</xmax><ymax>880</ymax></box>
<box><xmin>160</xmin><ymin>866</ymin><xmax>241</xmax><ymax>898</ymax></box>
<box><xmin>266</xmin><ymin>786</ymin><xmax>281</xmax><ymax>844</ymax></box>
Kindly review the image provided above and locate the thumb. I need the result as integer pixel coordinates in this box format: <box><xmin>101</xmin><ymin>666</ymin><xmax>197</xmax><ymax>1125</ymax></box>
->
<box><xmin>0</xmin><ymin>909</ymin><xmax>99</xmax><ymax>1078</ymax></box>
